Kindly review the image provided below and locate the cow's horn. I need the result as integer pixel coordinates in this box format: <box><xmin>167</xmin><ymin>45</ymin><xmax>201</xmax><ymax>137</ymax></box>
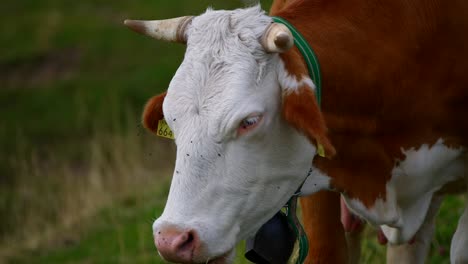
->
<box><xmin>124</xmin><ymin>16</ymin><xmax>194</xmax><ymax>43</ymax></box>
<box><xmin>261</xmin><ymin>23</ymin><xmax>294</xmax><ymax>53</ymax></box>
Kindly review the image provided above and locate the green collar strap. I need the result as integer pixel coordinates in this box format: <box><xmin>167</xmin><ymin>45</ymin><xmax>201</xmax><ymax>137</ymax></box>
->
<box><xmin>272</xmin><ymin>16</ymin><xmax>322</xmax><ymax>264</ymax></box>
<box><xmin>272</xmin><ymin>16</ymin><xmax>322</xmax><ymax>107</ymax></box>
<box><xmin>285</xmin><ymin>196</ymin><xmax>309</xmax><ymax>264</ymax></box>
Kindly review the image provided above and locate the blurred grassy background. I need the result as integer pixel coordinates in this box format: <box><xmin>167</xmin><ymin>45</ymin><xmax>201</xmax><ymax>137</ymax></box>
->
<box><xmin>0</xmin><ymin>0</ymin><xmax>464</xmax><ymax>263</ymax></box>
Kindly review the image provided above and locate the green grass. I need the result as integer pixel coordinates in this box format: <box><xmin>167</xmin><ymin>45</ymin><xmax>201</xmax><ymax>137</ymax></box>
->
<box><xmin>6</xmin><ymin>182</ymin><xmax>171</xmax><ymax>264</ymax></box>
<box><xmin>4</xmin><ymin>177</ymin><xmax>251</xmax><ymax>264</ymax></box>
<box><xmin>429</xmin><ymin>195</ymin><xmax>466</xmax><ymax>264</ymax></box>
<box><xmin>5</xmin><ymin>193</ymin><xmax>465</xmax><ymax>263</ymax></box>
<box><xmin>1</xmin><ymin>0</ymin><xmax>275</xmax><ymax>155</ymax></box>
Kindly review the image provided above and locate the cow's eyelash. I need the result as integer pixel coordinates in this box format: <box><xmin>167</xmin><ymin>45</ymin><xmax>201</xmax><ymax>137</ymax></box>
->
<box><xmin>236</xmin><ymin>114</ymin><xmax>263</xmax><ymax>137</ymax></box>
<box><xmin>241</xmin><ymin>116</ymin><xmax>261</xmax><ymax>128</ymax></box>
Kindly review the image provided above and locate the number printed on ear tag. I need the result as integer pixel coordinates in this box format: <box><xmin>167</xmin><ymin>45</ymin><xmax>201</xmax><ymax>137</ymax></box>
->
<box><xmin>156</xmin><ymin>119</ymin><xmax>174</xmax><ymax>139</ymax></box>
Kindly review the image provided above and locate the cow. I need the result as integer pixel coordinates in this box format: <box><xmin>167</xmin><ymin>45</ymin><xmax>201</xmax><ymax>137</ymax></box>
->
<box><xmin>124</xmin><ymin>0</ymin><xmax>468</xmax><ymax>263</ymax></box>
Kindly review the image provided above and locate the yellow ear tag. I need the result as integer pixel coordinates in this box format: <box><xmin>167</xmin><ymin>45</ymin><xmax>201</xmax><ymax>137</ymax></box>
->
<box><xmin>156</xmin><ymin>119</ymin><xmax>174</xmax><ymax>139</ymax></box>
<box><xmin>317</xmin><ymin>143</ymin><xmax>325</xmax><ymax>158</ymax></box>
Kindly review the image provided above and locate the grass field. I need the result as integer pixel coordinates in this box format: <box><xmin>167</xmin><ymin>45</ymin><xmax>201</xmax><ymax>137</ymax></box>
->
<box><xmin>1</xmin><ymin>0</ymin><xmax>465</xmax><ymax>263</ymax></box>
<box><xmin>4</xmin><ymin>192</ymin><xmax>465</xmax><ymax>264</ymax></box>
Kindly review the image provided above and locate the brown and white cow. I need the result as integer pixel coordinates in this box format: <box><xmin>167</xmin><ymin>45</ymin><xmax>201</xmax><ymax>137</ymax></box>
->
<box><xmin>125</xmin><ymin>0</ymin><xmax>468</xmax><ymax>263</ymax></box>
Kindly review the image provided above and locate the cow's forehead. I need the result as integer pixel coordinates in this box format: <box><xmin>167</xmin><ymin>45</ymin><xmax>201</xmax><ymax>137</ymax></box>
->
<box><xmin>177</xmin><ymin>6</ymin><xmax>273</xmax><ymax>87</ymax></box>
<box><xmin>163</xmin><ymin>6</ymin><xmax>277</xmax><ymax>137</ymax></box>
<box><xmin>186</xmin><ymin>6</ymin><xmax>271</xmax><ymax>54</ymax></box>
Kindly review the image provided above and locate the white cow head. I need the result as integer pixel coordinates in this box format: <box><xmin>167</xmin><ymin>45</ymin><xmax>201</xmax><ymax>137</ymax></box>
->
<box><xmin>126</xmin><ymin>6</ymin><xmax>334</xmax><ymax>264</ymax></box>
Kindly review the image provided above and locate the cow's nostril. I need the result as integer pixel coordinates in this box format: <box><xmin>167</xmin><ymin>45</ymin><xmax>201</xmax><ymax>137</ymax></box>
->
<box><xmin>155</xmin><ymin>227</ymin><xmax>199</xmax><ymax>263</ymax></box>
<box><xmin>179</xmin><ymin>231</ymin><xmax>194</xmax><ymax>251</ymax></box>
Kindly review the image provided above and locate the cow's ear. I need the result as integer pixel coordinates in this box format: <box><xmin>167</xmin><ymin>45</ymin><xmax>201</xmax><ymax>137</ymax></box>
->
<box><xmin>142</xmin><ymin>92</ymin><xmax>166</xmax><ymax>132</ymax></box>
<box><xmin>279</xmin><ymin>53</ymin><xmax>336</xmax><ymax>158</ymax></box>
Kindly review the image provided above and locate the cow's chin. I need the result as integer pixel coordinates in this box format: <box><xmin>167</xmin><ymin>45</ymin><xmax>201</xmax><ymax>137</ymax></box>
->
<box><xmin>201</xmin><ymin>250</ymin><xmax>234</xmax><ymax>264</ymax></box>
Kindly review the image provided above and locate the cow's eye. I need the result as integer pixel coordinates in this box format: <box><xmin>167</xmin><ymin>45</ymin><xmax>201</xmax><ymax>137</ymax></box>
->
<box><xmin>238</xmin><ymin>114</ymin><xmax>263</xmax><ymax>136</ymax></box>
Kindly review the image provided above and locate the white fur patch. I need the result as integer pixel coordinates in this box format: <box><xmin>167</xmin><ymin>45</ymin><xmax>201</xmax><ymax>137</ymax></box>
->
<box><xmin>342</xmin><ymin>185</ymin><xmax>400</xmax><ymax>227</ymax></box>
<box><xmin>343</xmin><ymin>139</ymin><xmax>465</xmax><ymax>244</ymax></box>
<box><xmin>380</xmin><ymin>191</ymin><xmax>434</xmax><ymax>244</ymax></box>
<box><xmin>300</xmin><ymin>166</ymin><xmax>331</xmax><ymax>196</ymax></box>
<box><xmin>382</xmin><ymin>139</ymin><xmax>465</xmax><ymax>244</ymax></box>
<box><xmin>386</xmin><ymin>196</ymin><xmax>443</xmax><ymax>264</ymax></box>
<box><xmin>276</xmin><ymin>59</ymin><xmax>315</xmax><ymax>93</ymax></box>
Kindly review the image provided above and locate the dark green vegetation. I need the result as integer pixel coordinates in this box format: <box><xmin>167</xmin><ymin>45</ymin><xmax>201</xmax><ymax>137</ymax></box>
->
<box><xmin>1</xmin><ymin>0</ymin><xmax>464</xmax><ymax>263</ymax></box>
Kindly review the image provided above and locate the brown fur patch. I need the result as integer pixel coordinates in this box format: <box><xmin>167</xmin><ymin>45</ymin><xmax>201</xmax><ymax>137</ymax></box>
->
<box><xmin>270</xmin><ymin>1</ymin><xmax>468</xmax><ymax>261</ymax></box>
<box><xmin>269</xmin><ymin>0</ymin><xmax>291</xmax><ymax>14</ymax></box>
<box><xmin>279</xmin><ymin>46</ymin><xmax>335</xmax><ymax>158</ymax></box>
<box><xmin>272</xmin><ymin>0</ymin><xmax>468</xmax><ymax>207</ymax></box>
<box><xmin>283</xmin><ymin>86</ymin><xmax>336</xmax><ymax>158</ymax></box>
<box><xmin>300</xmin><ymin>191</ymin><xmax>348</xmax><ymax>264</ymax></box>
